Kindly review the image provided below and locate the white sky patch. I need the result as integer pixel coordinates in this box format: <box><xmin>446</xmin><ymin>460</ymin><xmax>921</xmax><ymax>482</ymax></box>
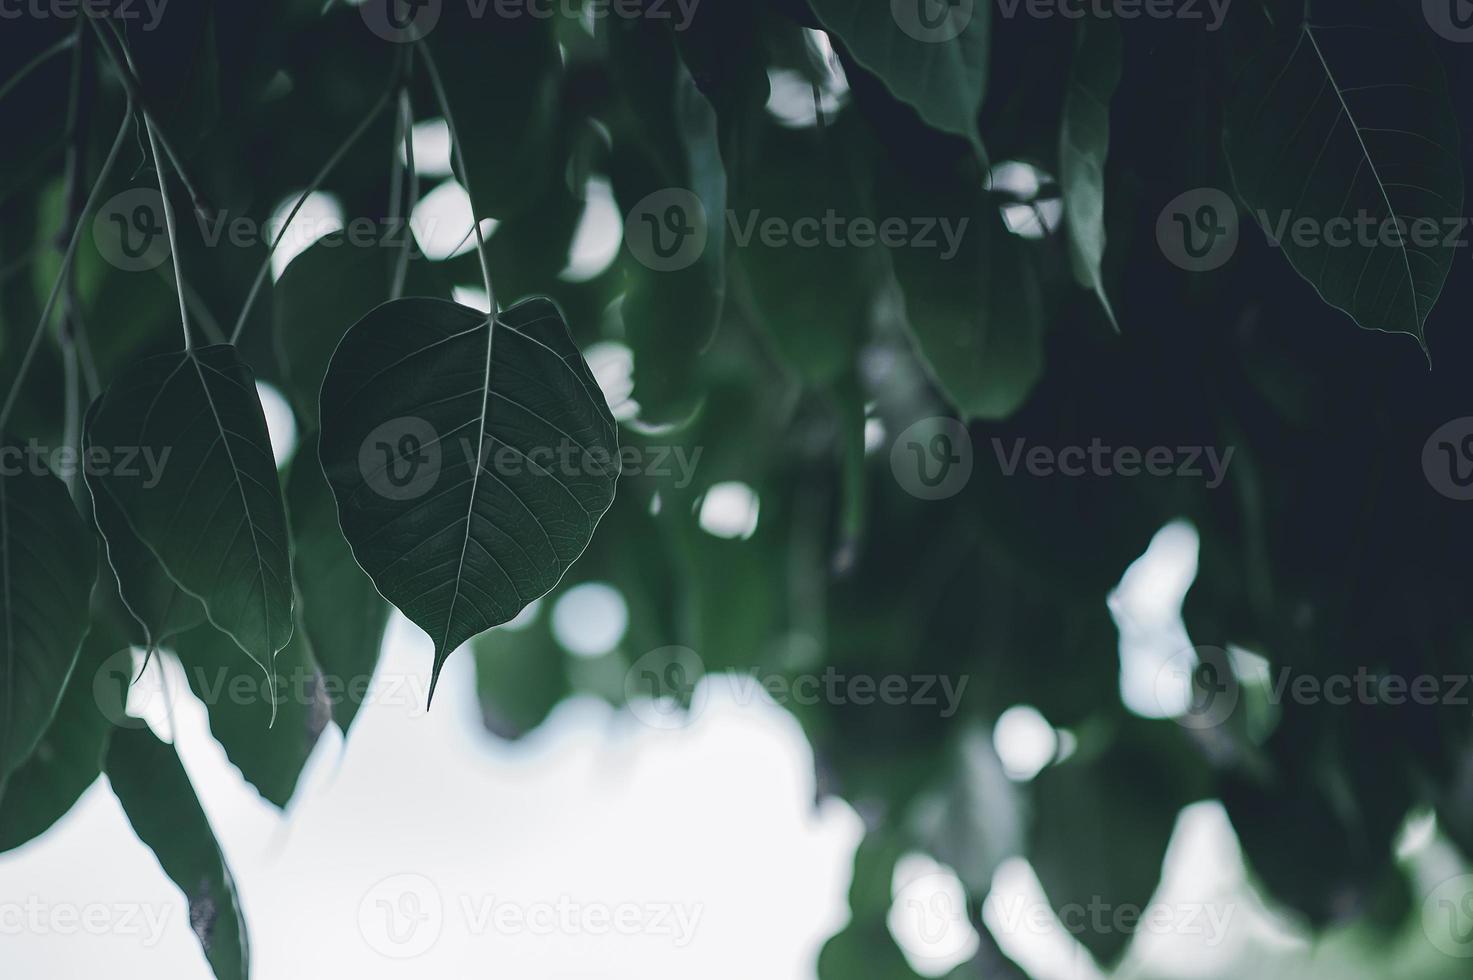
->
<box><xmin>1109</xmin><ymin>520</ymin><xmax>1200</xmax><ymax>719</ymax></box>
<box><xmin>269</xmin><ymin>191</ymin><xmax>344</xmax><ymax>281</ymax></box>
<box><xmin>399</xmin><ymin>117</ymin><xmax>454</xmax><ymax>179</ymax></box>
<box><xmin>551</xmin><ymin>582</ymin><xmax>629</xmax><ymax>658</ymax></box>
<box><xmin>992</xmin><ymin>705</ymin><xmax>1057</xmax><ymax>782</ymax></box>
<box><xmin>0</xmin><ymin>612</ymin><xmax>862</xmax><ymax>979</ymax></box>
<box><xmin>698</xmin><ymin>482</ymin><xmax>760</xmax><ymax>540</ymax></box>
<box><xmin>411</xmin><ymin>180</ymin><xmax>499</xmax><ymax>261</ymax></box>
<box><xmin>584</xmin><ymin>341</ymin><xmax>638</xmax><ymax>422</ymax></box>
<box><xmin>888</xmin><ymin>853</ymin><xmax>980</xmax><ymax>975</ymax></box>
<box><xmin>560</xmin><ymin>177</ymin><xmax>622</xmax><ymax>283</ymax></box>
<box><xmin>255</xmin><ymin>381</ymin><xmax>298</xmax><ymax>469</ymax></box>
<box><xmin>451</xmin><ymin>286</ymin><xmax>490</xmax><ymax>314</ymax></box>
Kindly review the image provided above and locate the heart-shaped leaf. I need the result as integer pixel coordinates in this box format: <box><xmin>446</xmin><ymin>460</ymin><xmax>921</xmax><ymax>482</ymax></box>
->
<box><xmin>1224</xmin><ymin>0</ymin><xmax>1464</xmax><ymax>349</ymax></box>
<box><xmin>809</xmin><ymin>0</ymin><xmax>990</xmax><ymax>154</ymax></box>
<box><xmin>86</xmin><ymin>345</ymin><xmax>294</xmax><ymax>682</ymax></box>
<box><xmin>318</xmin><ymin>296</ymin><xmax>620</xmax><ymax>699</ymax></box>
<box><xmin>1060</xmin><ymin>18</ymin><xmax>1121</xmax><ymax>330</ymax></box>
<box><xmin>106</xmin><ymin>726</ymin><xmax>249</xmax><ymax>980</ymax></box>
<box><xmin>0</xmin><ymin>447</ymin><xmax>96</xmax><ymax>788</ymax></box>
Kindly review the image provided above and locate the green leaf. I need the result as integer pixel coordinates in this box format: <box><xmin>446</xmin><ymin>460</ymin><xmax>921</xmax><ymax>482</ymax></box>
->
<box><xmin>0</xmin><ymin>447</ymin><xmax>96</xmax><ymax>787</ymax></box>
<box><xmin>284</xmin><ymin>432</ymin><xmax>389</xmax><ymax>734</ymax></box>
<box><xmin>106</xmin><ymin>726</ymin><xmax>249</xmax><ymax>980</ymax></box>
<box><xmin>1029</xmin><ymin>723</ymin><xmax>1205</xmax><ymax>967</ymax></box>
<box><xmin>83</xmin><ymin>404</ymin><xmax>207</xmax><ymax>650</ymax></box>
<box><xmin>1223</xmin><ymin>0</ymin><xmax>1464</xmax><ymax>350</ymax></box>
<box><xmin>0</xmin><ymin>614</ymin><xmax>126</xmax><ymax>853</ymax></box>
<box><xmin>882</xmin><ymin>183</ymin><xmax>1045</xmax><ymax>421</ymax></box>
<box><xmin>86</xmin><ymin>345</ymin><xmax>295</xmax><ymax>684</ymax></box>
<box><xmin>609</xmin><ymin>17</ymin><xmax>728</xmax><ymax>423</ymax></box>
<box><xmin>273</xmin><ymin>234</ymin><xmax>449</xmax><ymax>429</ymax></box>
<box><xmin>471</xmin><ymin>605</ymin><xmax>569</xmax><ymax>741</ymax></box>
<box><xmin>808</xmin><ymin>0</ymin><xmax>990</xmax><ymax>154</ymax></box>
<box><xmin>1059</xmin><ymin>18</ymin><xmax>1121</xmax><ymax>330</ymax></box>
<box><xmin>317</xmin><ymin>297</ymin><xmax>620</xmax><ymax>700</ymax></box>
<box><xmin>174</xmin><ymin>617</ymin><xmax>327</xmax><ymax>808</ymax></box>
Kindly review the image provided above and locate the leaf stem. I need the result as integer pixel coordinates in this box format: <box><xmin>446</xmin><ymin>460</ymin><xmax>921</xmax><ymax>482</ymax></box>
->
<box><xmin>229</xmin><ymin>62</ymin><xmax>405</xmax><ymax>344</ymax></box>
<box><xmin>419</xmin><ymin>42</ymin><xmax>496</xmax><ymax>313</ymax></box>
<box><xmin>0</xmin><ymin>110</ymin><xmax>133</xmax><ymax>432</ymax></box>
<box><xmin>389</xmin><ymin>86</ymin><xmax>417</xmax><ymax>302</ymax></box>
<box><xmin>0</xmin><ymin>33</ymin><xmax>76</xmax><ymax>106</ymax></box>
<box><xmin>87</xmin><ymin>15</ymin><xmax>212</xmax><ymax>219</ymax></box>
<box><xmin>142</xmin><ymin>114</ymin><xmax>193</xmax><ymax>350</ymax></box>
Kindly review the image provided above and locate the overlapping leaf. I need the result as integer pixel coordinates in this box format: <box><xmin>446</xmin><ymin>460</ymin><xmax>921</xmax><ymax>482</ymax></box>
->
<box><xmin>85</xmin><ymin>345</ymin><xmax>294</xmax><ymax>680</ymax></box>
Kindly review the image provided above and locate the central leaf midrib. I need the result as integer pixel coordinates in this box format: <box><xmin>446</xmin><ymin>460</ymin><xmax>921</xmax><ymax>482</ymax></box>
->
<box><xmin>188</xmin><ymin>351</ymin><xmax>276</xmax><ymax>661</ymax></box>
<box><xmin>439</xmin><ymin>316</ymin><xmax>497</xmax><ymax>658</ymax></box>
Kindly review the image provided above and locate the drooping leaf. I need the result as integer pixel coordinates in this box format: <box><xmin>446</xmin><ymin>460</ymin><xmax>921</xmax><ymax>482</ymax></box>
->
<box><xmin>83</xmin><ymin>403</ymin><xmax>206</xmax><ymax>650</ymax></box>
<box><xmin>1223</xmin><ymin>0</ymin><xmax>1464</xmax><ymax>349</ymax></box>
<box><xmin>284</xmin><ymin>432</ymin><xmax>389</xmax><ymax>734</ymax></box>
<box><xmin>808</xmin><ymin>0</ymin><xmax>990</xmax><ymax>154</ymax></box>
<box><xmin>85</xmin><ymin>345</ymin><xmax>294</xmax><ymax>680</ymax></box>
<box><xmin>106</xmin><ymin>726</ymin><xmax>249</xmax><ymax>980</ymax></box>
<box><xmin>0</xmin><ymin>613</ymin><xmax>126</xmax><ymax>853</ymax></box>
<box><xmin>173</xmin><ymin>616</ymin><xmax>327</xmax><ymax>808</ymax></box>
<box><xmin>880</xmin><ymin>178</ymin><xmax>1045</xmax><ymax>421</ymax></box>
<box><xmin>318</xmin><ymin>296</ymin><xmax>620</xmax><ymax>699</ymax></box>
<box><xmin>1059</xmin><ymin>18</ymin><xmax>1121</xmax><ymax>330</ymax></box>
<box><xmin>1029</xmin><ymin>723</ymin><xmax>1207</xmax><ymax>967</ymax></box>
<box><xmin>0</xmin><ymin>447</ymin><xmax>96</xmax><ymax>787</ymax></box>
<box><xmin>608</xmin><ymin>17</ymin><xmax>728</xmax><ymax>423</ymax></box>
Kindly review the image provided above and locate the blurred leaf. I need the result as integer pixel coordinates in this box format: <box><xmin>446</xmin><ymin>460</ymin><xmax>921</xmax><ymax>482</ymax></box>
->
<box><xmin>1059</xmin><ymin>18</ymin><xmax>1120</xmax><ymax>330</ymax></box>
<box><xmin>880</xmin><ymin>176</ymin><xmax>1044</xmax><ymax>421</ymax></box>
<box><xmin>808</xmin><ymin>0</ymin><xmax>990</xmax><ymax>155</ymax></box>
<box><xmin>284</xmin><ymin>432</ymin><xmax>389</xmax><ymax>734</ymax></box>
<box><xmin>273</xmin><ymin>234</ymin><xmax>448</xmax><ymax>429</ymax></box>
<box><xmin>174</xmin><ymin>615</ymin><xmax>326</xmax><ymax>808</ymax></box>
<box><xmin>106</xmin><ymin>726</ymin><xmax>249</xmax><ymax>980</ymax></box>
<box><xmin>471</xmin><ymin>608</ymin><xmax>569</xmax><ymax>740</ymax></box>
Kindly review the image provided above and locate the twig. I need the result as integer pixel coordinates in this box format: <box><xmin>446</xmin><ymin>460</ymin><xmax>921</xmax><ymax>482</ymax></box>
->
<box><xmin>0</xmin><ymin>110</ymin><xmax>133</xmax><ymax>432</ymax></box>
